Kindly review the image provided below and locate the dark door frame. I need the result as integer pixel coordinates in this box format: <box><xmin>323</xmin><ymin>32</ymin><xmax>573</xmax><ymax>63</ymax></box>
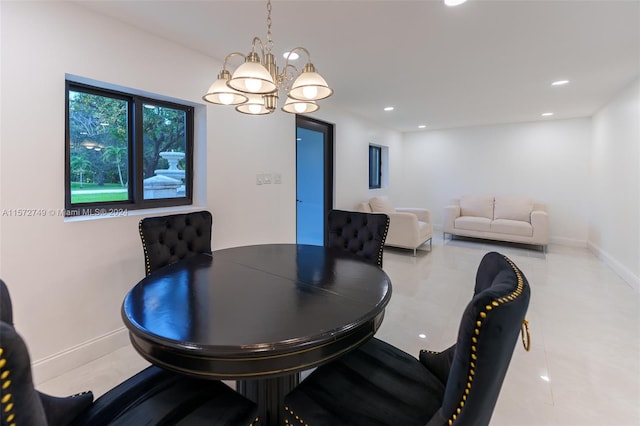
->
<box><xmin>295</xmin><ymin>115</ymin><xmax>334</xmax><ymax>246</ymax></box>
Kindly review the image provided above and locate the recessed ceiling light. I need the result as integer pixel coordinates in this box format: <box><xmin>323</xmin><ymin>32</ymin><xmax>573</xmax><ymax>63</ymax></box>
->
<box><xmin>418</xmin><ymin>125</ymin><xmax>427</xmax><ymax>129</ymax></box>
<box><xmin>384</xmin><ymin>106</ymin><xmax>394</xmax><ymax>111</ymax></box>
<box><xmin>551</xmin><ymin>80</ymin><xmax>570</xmax><ymax>86</ymax></box>
<box><xmin>541</xmin><ymin>112</ymin><xmax>554</xmax><ymax>117</ymax></box>
<box><xmin>283</xmin><ymin>51</ymin><xmax>299</xmax><ymax>61</ymax></box>
<box><xmin>418</xmin><ymin>333</ymin><xmax>427</xmax><ymax>339</ymax></box>
<box><xmin>444</xmin><ymin>0</ymin><xmax>468</xmax><ymax>6</ymax></box>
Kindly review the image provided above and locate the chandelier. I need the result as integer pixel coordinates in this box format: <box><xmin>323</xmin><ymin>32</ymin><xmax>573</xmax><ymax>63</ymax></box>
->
<box><xmin>202</xmin><ymin>0</ymin><xmax>333</xmax><ymax>115</ymax></box>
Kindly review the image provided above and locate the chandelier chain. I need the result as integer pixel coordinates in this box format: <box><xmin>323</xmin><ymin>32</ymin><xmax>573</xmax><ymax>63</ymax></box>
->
<box><xmin>266</xmin><ymin>0</ymin><xmax>274</xmax><ymax>53</ymax></box>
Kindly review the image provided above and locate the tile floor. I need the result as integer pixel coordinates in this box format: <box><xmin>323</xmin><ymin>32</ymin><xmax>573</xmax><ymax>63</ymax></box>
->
<box><xmin>38</xmin><ymin>236</ymin><xmax>640</xmax><ymax>425</ymax></box>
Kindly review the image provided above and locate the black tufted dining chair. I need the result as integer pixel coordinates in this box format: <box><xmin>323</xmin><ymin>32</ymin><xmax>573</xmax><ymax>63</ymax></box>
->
<box><xmin>282</xmin><ymin>252</ymin><xmax>531</xmax><ymax>426</ymax></box>
<box><xmin>0</xmin><ymin>279</ymin><xmax>260</xmax><ymax>426</ymax></box>
<box><xmin>0</xmin><ymin>281</ymin><xmax>94</xmax><ymax>426</ymax></box>
<box><xmin>139</xmin><ymin>210</ymin><xmax>212</xmax><ymax>276</ymax></box>
<box><xmin>327</xmin><ymin>209</ymin><xmax>390</xmax><ymax>268</ymax></box>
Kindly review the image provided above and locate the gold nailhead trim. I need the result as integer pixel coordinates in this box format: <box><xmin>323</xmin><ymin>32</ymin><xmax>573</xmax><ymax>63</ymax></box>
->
<box><xmin>1</xmin><ymin>347</ymin><xmax>17</xmax><ymax>425</ymax></box>
<box><xmin>448</xmin><ymin>254</ymin><xmax>527</xmax><ymax>425</ymax></box>
<box><xmin>139</xmin><ymin>220</ymin><xmax>154</xmax><ymax>276</ymax></box>
<box><xmin>285</xmin><ymin>405</ymin><xmax>310</xmax><ymax>426</ymax></box>
<box><xmin>377</xmin><ymin>217</ymin><xmax>390</xmax><ymax>267</ymax></box>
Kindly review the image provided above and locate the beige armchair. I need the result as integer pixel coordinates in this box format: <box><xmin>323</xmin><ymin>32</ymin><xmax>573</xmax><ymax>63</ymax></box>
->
<box><xmin>358</xmin><ymin>197</ymin><xmax>432</xmax><ymax>256</ymax></box>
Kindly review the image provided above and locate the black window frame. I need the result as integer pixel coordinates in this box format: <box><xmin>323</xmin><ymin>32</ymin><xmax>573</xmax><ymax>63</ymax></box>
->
<box><xmin>369</xmin><ymin>145</ymin><xmax>382</xmax><ymax>189</ymax></box>
<box><xmin>65</xmin><ymin>81</ymin><xmax>194</xmax><ymax>216</ymax></box>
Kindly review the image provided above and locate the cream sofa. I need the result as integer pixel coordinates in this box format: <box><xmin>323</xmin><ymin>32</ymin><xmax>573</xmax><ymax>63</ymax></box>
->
<box><xmin>443</xmin><ymin>195</ymin><xmax>549</xmax><ymax>250</ymax></box>
<box><xmin>358</xmin><ymin>197</ymin><xmax>433</xmax><ymax>255</ymax></box>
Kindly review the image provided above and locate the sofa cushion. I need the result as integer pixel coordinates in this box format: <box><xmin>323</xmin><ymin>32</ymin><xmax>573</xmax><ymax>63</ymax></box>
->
<box><xmin>369</xmin><ymin>197</ymin><xmax>395</xmax><ymax>214</ymax></box>
<box><xmin>454</xmin><ymin>216</ymin><xmax>491</xmax><ymax>232</ymax></box>
<box><xmin>459</xmin><ymin>196</ymin><xmax>494</xmax><ymax>219</ymax></box>
<box><xmin>491</xmin><ymin>219</ymin><xmax>533</xmax><ymax>237</ymax></box>
<box><xmin>494</xmin><ymin>196</ymin><xmax>533</xmax><ymax>222</ymax></box>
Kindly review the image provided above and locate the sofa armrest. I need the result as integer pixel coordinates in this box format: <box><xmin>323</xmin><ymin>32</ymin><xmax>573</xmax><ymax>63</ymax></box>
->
<box><xmin>385</xmin><ymin>211</ymin><xmax>422</xmax><ymax>247</ymax></box>
<box><xmin>443</xmin><ymin>205</ymin><xmax>460</xmax><ymax>233</ymax></box>
<box><xmin>388</xmin><ymin>211</ymin><xmax>420</xmax><ymax>229</ymax></box>
<box><xmin>396</xmin><ymin>208</ymin><xmax>431</xmax><ymax>224</ymax></box>
<box><xmin>531</xmin><ymin>210</ymin><xmax>549</xmax><ymax>244</ymax></box>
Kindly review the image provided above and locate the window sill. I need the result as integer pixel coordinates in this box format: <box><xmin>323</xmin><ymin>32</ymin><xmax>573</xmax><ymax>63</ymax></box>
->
<box><xmin>63</xmin><ymin>205</ymin><xmax>208</xmax><ymax>223</ymax></box>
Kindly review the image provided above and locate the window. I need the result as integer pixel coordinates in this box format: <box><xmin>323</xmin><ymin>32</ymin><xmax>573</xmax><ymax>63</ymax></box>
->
<box><xmin>65</xmin><ymin>81</ymin><xmax>193</xmax><ymax>216</ymax></box>
<box><xmin>369</xmin><ymin>145</ymin><xmax>382</xmax><ymax>189</ymax></box>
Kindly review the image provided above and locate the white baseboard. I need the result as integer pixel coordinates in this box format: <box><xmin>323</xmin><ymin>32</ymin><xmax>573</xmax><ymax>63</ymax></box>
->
<box><xmin>549</xmin><ymin>236</ymin><xmax>587</xmax><ymax>247</ymax></box>
<box><xmin>587</xmin><ymin>242</ymin><xmax>640</xmax><ymax>292</ymax></box>
<box><xmin>33</xmin><ymin>327</ymin><xmax>130</xmax><ymax>385</ymax></box>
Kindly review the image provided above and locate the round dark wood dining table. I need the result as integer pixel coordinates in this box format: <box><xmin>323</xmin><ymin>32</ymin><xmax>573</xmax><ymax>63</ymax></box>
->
<box><xmin>122</xmin><ymin>243</ymin><xmax>392</xmax><ymax>425</ymax></box>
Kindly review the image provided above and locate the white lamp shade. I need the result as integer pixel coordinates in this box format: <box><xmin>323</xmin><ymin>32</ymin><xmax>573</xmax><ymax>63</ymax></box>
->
<box><xmin>288</xmin><ymin>70</ymin><xmax>333</xmax><ymax>101</ymax></box>
<box><xmin>202</xmin><ymin>78</ymin><xmax>248</xmax><ymax>105</ymax></box>
<box><xmin>235</xmin><ymin>94</ymin><xmax>272</xmax><ymax>115</ymax></box>
<box><xmin>228</xmin><ymin>61</ymin><xmax>277</xmax><ymax>94</ymax></box>
<box><xmin>281</xmin><ymin>97</ymin><xmax>319</xmax><ymax>114</ymax></box>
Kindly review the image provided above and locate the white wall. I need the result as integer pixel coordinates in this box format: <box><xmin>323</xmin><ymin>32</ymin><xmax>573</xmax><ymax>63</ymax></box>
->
<box><xmin>590</xmin><ymin>78</ymin><xmax>640</xmax><ymax>290</ymax></box>
<box><xmin>401</xmin><ymin>119</ymin><xmax>592</xmax><ymax>245</ymax></box>
<box><xmin>310</xmin><ymin>104</ymin><xmax>404</xmax><ymax>210</ymax></box>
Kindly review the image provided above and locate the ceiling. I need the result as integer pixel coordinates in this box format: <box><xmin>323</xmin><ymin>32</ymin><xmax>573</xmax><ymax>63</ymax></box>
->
<box><xmin>76</xmin><ymin>0</ymin><xmax>639</xmax><ymax>133</ymax></box>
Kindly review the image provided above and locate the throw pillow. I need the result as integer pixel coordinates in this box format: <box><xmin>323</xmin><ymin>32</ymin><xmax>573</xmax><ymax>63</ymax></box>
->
<box><xmin>369</xmin><ymin>197</ymin><xmax>395</xmax><ymax>214</ymax></box>
<box><xmin>460</xmin><ymin>195</ymin><xmax>494</xmax><ymax>219</ymax></box>
<box><xmin>494</xmin><ymin>196</ymin><xmax>533</xmax><ymax>222</ymax></box>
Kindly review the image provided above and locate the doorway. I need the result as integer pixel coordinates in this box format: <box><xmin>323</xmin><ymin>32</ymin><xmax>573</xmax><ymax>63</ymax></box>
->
<box><xmin>296</xmin><ymin>116</ymin><xmax>334</xmax><ymax>246</ymax></box>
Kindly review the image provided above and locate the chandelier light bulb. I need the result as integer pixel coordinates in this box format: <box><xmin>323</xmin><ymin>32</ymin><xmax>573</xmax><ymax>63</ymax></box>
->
<box><xmin>281</xmin><ymin>96</ymin><xmax>319</xmax><ymax>114</ymax></box>
<box><xmin>249</xmin><ymin>103</ymin><xmax>263</xmax><ymax>114</ymax></box>
<box><xmin>202</xmin><ymin>69</ymin><xmax>248</xmax><ymax>105</ymax></box>
<box><xmin>245</xmin><ymin>78</ymin><xmax>263</xmax><ymax>93</ymax></box>
<box><xmin>289</xmin><ymin>63</ymin><xmax>333</xmax><ymax>101</ymax></box>
<box><xmin>218</xmin><ymin>93</ymin><xmax>235</xmax><ymax>105</ymax></box>
<box><xmin>302</xmin><ymin>86</ymin><xmax>318</xmax><ymax>100</ymax></box>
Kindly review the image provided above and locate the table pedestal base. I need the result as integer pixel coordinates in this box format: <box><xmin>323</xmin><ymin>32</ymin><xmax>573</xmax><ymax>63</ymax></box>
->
<box><xmin>238</xmin><ymin>374</ymin><xmax>300</xmax><ymax>426</ymax></box>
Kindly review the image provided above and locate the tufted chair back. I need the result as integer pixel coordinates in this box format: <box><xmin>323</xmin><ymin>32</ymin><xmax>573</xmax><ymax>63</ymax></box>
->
<box><xmin>428</xmin><ymin>252</ymin><xmax>531</xmax><ymax>425</ymax></box>
<box><xmin>327</xmin><ymin>209</ymin><xmax>390</xmax><ymax>267</ymax></box>
<box><xmin>139</xmin><ymin>210</ymin><xmax>212</xmax><ymax>276</ymax></box>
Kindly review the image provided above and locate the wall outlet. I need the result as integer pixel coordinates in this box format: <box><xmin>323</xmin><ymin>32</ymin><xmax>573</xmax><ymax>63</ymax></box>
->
<box><xmin>263</xmin><ymin>173</ymin><xmax>272</xmax><ymax>184</ymax></box>
<box><xmin>273</xmin><ymin>173</ymin><xmax>282</xmax><ymax>184</ymax></box>
<box><xmin>256</xmin><ymin>174</ymin><xmax>263</xmax><ymax>185</ymax></box>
